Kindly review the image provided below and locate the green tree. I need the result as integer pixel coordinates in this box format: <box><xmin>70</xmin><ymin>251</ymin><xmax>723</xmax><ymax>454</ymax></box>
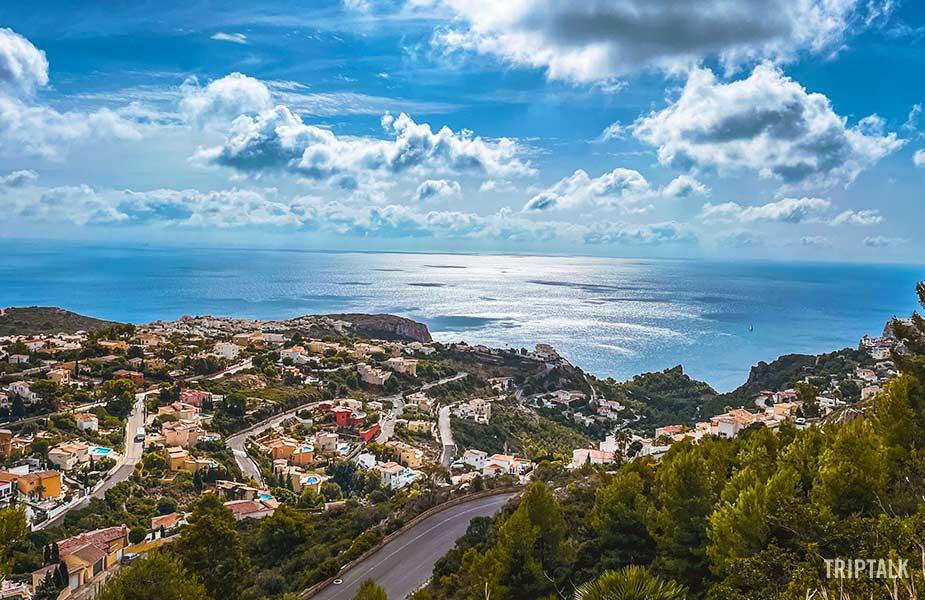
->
<box><xmin>812</xmin><ymin>419</ymin><xmax>887</xmax><ymax>516</ymax></box>
<box><xmin>0</xmin><ymin>505</ymin><xmax>28</xmax><ymax>578</ymax></box>
<box><xmin>589</xmin><ymin>468</ymin><xmax>655</xmax><ymax>571</ymax></box>
<box><xmin>795</xmin><ymin>383</ymin><xmax>819</xmax><ymax>418</ymax></box>
<box><xmin>352</xmin><ymin>579</ymin><xmax>388</xmax><ymax>600</ymax></box>
<box><xmin>575</xmin><ymin>566</ymin><xmax>687</xmax><ymax>600</ymax></box>
<box><xmin>174</xmin><ymin>494</ymin><xmax>250</xmax><ymax>600</ymax></box>
<box><xmin>256</xmin><ymin>504</ymin><xmax>313</xmax><ymax>564</ymax></box>
<box><xmin>97</xmin><ymin>551</ymin><xmax>211</xmax><ymax>600</ymax></box>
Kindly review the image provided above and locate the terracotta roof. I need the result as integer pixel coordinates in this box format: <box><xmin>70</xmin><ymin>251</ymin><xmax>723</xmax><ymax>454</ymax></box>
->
<box><xmin>57</xmin><ymin>525</ymin><xmax>127</xmax><ymax>557</ymax></box>
<box><xmin>151</xmin><ymin>512</ymin><xmax>180</xmax><ymax>529</ymax></box>
<box><xmin>224</xmin><ymin>500</ymin><xmax>274</xmax><ymax>517</ymax></box>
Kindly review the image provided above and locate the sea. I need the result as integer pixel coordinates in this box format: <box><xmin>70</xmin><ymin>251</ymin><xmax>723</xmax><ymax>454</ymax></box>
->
<box><xmin>1</xmin><ymin>240</ymin><xmax>922</xmax><ymax>392</ymax></box>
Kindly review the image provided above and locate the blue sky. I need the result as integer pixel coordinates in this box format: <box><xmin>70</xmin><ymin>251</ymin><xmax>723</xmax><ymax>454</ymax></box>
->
<box><xmin>0</xmin><ymin>0</ymin><xmax>923</xmax><ymax>262</ymax></box>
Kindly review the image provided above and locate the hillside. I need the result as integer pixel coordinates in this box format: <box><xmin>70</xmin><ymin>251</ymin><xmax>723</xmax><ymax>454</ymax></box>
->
<box><xmin>595</xmin><ymin>365</ymin><xmax>720</xmax><ymax>430</ymax></box>
<box><xmin>0</xmin><ymin>306</ymin><xmax>120</xmax><ymax>336</ymax></box>
<box><xmin>719</xmin><ymin>347</ymin><xmax>875</xmax><ymax>407</ymax></box>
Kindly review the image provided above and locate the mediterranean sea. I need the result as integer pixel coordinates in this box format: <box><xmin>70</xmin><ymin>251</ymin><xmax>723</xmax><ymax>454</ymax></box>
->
<box><xmin>2</xmin><ymin>240</ymin><xmax>922</xmax><ymax>392</ymax></box>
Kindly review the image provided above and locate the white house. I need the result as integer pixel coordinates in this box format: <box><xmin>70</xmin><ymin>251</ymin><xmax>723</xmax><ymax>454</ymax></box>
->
<box><xmin>374</xmin><ymin>462</ymin><xmax>416</xmax><ymax>490</ymax></box>
<box><xmin>7</xmin><ymin>382</ymin><xmax>37</xmax><ymax>403</ymax></box>
<box><xmin>280</xmin><ymin>346</ymin><xmax>310</xmax><ymax>365</ymax></box>
<box><xmin>570</xmin><ymin>448</ymin><xmax>615</xmax><ymax>468</ymax></box>
<box><xmin>461</xmin><ymin>449</ymin><xmax>488</xmax><ymax>470</ymax></box>
<box><xmin>213</xmin><ymin>342</ymin><xmax>243</xmax><ymax>360</ymax></box>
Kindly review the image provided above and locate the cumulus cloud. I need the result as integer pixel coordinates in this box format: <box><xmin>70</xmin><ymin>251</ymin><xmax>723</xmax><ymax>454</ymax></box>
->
<box><xmin>0</xmin><ymin>96</ymin><xmax>142</xmax><ymax>158</ymax></box>
<box><xmin>582</xmin><ymin>221</ymin><xmax>695</xmax><ymax>245</ymax></box>
<box><xmin>663</xmin><ymin>175</ymin><xmax>709</xmax><ymax>198</ymax></box>
<box><xmin>831</xmin><ymin>209</ymin><xmax>882</xmax><ymax>226</ymax></box>
<box><xmin>0</xmin><ymin>28</ymin><xmax>48</xmax><ymax>95</ymax></box>
<box><xmin>413</xmin><ymin>179</ymin><xmax>462</xmax><ymax>202</ymax></box>
<box><xmin>211</xmin><ymin>32</ymin><xmax>248</xmax><ymax>44</ymax></box>
<box><xmin>179</xmin><ymin>73</ymin><xmax>272</xmax><ymax>126</ymax></box>
<box><xmin>523</xmin><ymin>168</ymin><xmax>707</xmax><ymax>211</ymax></box>
<box><xmin>8</xmin><ymin>185</ymin><xmax>128</xmax><ymax>225</ymax></box>
<box><xmin>633</xmin><ymin>64</ymin><xmax>903</xmax><ymax>188</ymax></box>
<box><xmin>597</xmin><ymin>122</ymin><xmax>625</xmax><ymax>142</ymax></box>
<box><xmin>426</xmin><ymin>0</ymin><xmax>889</xmax><ymax>83</ymax></box>
<box><xmin>801</xmin><ymin>235</ymin><xmax>832</xmax><ymax>247</ymax></box>
<box><xmin>198</xmin><ymin>107</ymin><xmax>535</xmax><ymax>183</ymax></box>
<box><xmin>0</xmin><ymin>169</ymin><xmax>37</xmax><ymax>187</ymax></box>
<box><xmin>914</xmin><ymin>149</ymin><xmax>925</xmax><ymax>167</ymax></box>
<box><xmin>0</xmin><ymin>29</ymin><xmax>141</xmax><ymax>158</ymax></box>
<box><xmin>700</xmin><ymin>197</ymin><xmax>832</xmax><ymax>224</ymax></box>
<box><xmin>4</xmin><ymin>179</ymin><xmax>699</xmax><ymax>249</ymax></box>
<box><xmin>864</xmin><ymin>235</ymin><xmax>906</xmax><ymax>248</ymax></box>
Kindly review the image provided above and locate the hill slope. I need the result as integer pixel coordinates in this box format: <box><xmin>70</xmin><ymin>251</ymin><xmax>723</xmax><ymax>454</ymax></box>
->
<box><xmin>0</xmin><ymin>306</ymin><xmax>120</xmax><ymax>335</ymax></box>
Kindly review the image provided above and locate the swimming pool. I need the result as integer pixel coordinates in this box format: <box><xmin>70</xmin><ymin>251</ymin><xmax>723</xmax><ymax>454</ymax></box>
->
<box><xmin>92</xmin><ymin>447</ymin><xmax>112</xmax><ymax>455</ymax></box>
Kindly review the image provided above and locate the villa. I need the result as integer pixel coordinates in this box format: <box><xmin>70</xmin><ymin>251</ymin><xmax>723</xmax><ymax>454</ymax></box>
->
<box><xmin>52</xmin><ymin>525</ymin><xmax>129</xmax><ymax>593</ymax></box>
<box><xmin>48</xmin><ymin>440</ymin><xmax>91</xmax><ymax>470</ymax></box>
<box><xmin>571</xmin><ymin>448</ymin><xmax>615</xmax><ymax>468</ymax></box>
<box><xmin>385</xmin><ymin>357</ymin><xmax>418</xmax><ymax>376</ymax></box>
<box><xmin>387</xmin><ymin>441</ymin><xmax>424</xmax><ymax>468</ymax></box>
<box><xmin>357</xmin><ymin>363</ymin><xmax>392</xmax><ymax>385</ymax></box>
<box><xmin>224</xmin><ymin>499</ymin><xmax>277</xmax><ymax>521</ymax></box>
<box><xmin>374</xmin><ymin>462</ymin><xmax>418</xmax><ymax>490</ymax></box>
<box><xmin>74</xmin><ymin>413</ymin><xmax>98</xmax><ymax>432</ymax></box>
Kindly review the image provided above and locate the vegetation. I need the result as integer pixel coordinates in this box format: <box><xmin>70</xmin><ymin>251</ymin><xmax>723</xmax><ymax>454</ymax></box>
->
<box><xmin>419</xmin><ymin>282</ymin><xmax>925</xmax><ymax>600</ymax></box>
<box><xmin>0</xmin><ymin>306</ymin><xmax>119</xmax><ymax>336</ymax></box>
<box><xmin>97</xmin><ymin>552</ymin><xmax>211</xmax><ymax>600</ymax></box>
<box><xmin>593</xmin><ymin>365</ymin><xmax>719</xmax><ymax>431</ymax></box>
<box><xmin>451</xmin><ymin>398</ymin><xmax>592</xmax><ymax>459</ymax></box>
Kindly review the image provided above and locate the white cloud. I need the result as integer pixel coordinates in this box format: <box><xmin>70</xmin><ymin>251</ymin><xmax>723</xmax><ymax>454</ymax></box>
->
<box><xmin>211</xmin><ymin>32</ymin><xmax>248</xmax><ymax>45</ymax></box>
<box><xmin>4</xmin><ymin>179</ymin><xmax>699</xmax><ymax>249</ymax></box>
<box><xmin>0</xmin><ymin>28</ymin><xmax>48</xmax><ymax>95</ymax></box>
<box><xmin>831</xmin><ymin>209</ymin><xmax>882</xmax><ymax>226</ymax></box>
<box><xmin>801</xmin><ymin>235</ymin><xmax>832</xmax><ymax>247</ymax></box>
<box><xmin>663</xmin><ymin>175</ymin><xmax>709</xmax><ymax>198</ymax></box>
<box><xmin>524</xmin><ymin>168</ymin><xmax>649</xmax><ymax>211</ymax></box>
<box><xmin>9</xmin><ymin>185</ymin><xmax>128</xmax><ymax>225</ymax></box>
<box><xmin>700</xmin><ymin>197</ymin><xmax>832</xmax><ymax>224</ymax></box>
<box><xmin>583</xmin><ymin>221</ymin><xmax>695</xmax><ymax>245</ymax></box>
<box><xmin>863</xmin><ymin>235</ymin><xmax>906</xmax><ymax>248</ymax></box>
<box><xmin>914</xmin><ymin>149</ymin><xmax>925</xmax><ymax>167</ymax></box>
<box><xmin>179</xmin><ymin>73</ymin><xmax>272</xmax><ymax>127</ymax></box>
<box><xmin>633</xmin><ymin>64</ymin><xmax>903</xmax><ymax>188</ymax></box>
<box><xmin>414</xmin><ymin>179</ymin><xmax>462</xmax><ymax>202</ymax></box>
<box><xmin>0</xmin><ymin>96</ymin><xmax>142</xmax><ymax>158</ymax></box>
<box><xmin>0</xmin><ymin>169</ymin><xmax>37</xmax><ymax>187</ymax></box>
<box><xmin>0</xmin><ymin>29</ymin><xmax>141</xmax><ymax>158</ymax></box>
<box><xmin>523</xmin><ymin>168</ymin><xmax>707</xmax><ymax>211</ymax></box>
<box><xmin>597</xmin><ymin>122</ymin><xmax>625</xmax><ymax>142</ymax></box>
<box><xmin>426</xmin><ymin>0</ymin><xmax>889</xmax><ymax>83</ymax></box>
<box><xmin>199</xmin><ymin>107</ymin><xmax>535</xmax><ymax>183</ymax></box>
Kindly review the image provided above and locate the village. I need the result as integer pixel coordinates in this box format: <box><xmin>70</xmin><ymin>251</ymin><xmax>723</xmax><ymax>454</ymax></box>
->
<box><xmin>0</xmin><ymin>312</ymin><xmax>907</xmax><ymax>599</ymax></box>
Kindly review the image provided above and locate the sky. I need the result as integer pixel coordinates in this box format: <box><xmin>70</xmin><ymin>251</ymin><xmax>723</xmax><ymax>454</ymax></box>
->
<box><xmin>0</xmin><ymin>0</ymin><xmax>924</xmax><ymax>262</ymax></box>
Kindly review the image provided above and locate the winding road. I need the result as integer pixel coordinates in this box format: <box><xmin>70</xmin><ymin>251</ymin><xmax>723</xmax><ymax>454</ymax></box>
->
<box><xmin>41</xmin><ymin>395</ymin><xmax>146</xmax><ymax>529</ymax></box>
<box><xmin>307</xmin><ymin>492</ymin><xmax>517</xmax><ymax>600</ymax></box>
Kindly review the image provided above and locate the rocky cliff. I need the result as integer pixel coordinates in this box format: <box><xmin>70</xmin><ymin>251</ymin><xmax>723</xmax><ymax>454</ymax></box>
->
<box><xmin>325</xmin><ymin>313</ymin><xmax>433</xmax><ymax>343</ymax></box>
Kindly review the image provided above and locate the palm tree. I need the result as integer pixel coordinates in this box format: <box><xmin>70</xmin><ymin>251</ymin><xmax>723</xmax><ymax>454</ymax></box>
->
<box><xmin>574</xmin><ymin>566</ymin><xmax>687</xmax><ymax>600</ymax></box>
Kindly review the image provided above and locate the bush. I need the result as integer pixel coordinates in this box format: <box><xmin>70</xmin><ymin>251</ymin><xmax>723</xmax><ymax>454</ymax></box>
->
<box><xmin>128</xmin><ymin>528</ymin><xmax>147</xmax><ymax>544</ymax></box>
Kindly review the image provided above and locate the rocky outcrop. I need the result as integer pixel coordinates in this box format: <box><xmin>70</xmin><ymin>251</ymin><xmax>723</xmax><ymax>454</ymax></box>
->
<box><xmin>325</xmin><ymin>313</ymin><xmax>432</xmax><ymax>343</ymax></box>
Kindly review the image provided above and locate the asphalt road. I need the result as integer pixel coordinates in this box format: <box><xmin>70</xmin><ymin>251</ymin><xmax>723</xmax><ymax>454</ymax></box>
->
<box><xmin>226</xmin><ymin>399</ymin><xmax>320</xmax><ymax>485</ymax></box>
<box><xmin>309</xmin><ymin>492</ymin><xmax>516</xmax><ymax>600</ymax></box>
<box><xmin>41</xmin><ymin>396</ymin><xmax>146</xmax><ymax>529</ymax></box>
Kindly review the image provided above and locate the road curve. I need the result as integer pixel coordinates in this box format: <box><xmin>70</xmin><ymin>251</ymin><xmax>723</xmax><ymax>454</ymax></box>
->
<box><xmin>41</xmin><ymin>396</ymin><xmax>146</xmax><ymax>529</ymax></box>
<box><xmin>308</xmin><ymin>492</ymin><xmax>517</xmax><ymax>600</ymax></box>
